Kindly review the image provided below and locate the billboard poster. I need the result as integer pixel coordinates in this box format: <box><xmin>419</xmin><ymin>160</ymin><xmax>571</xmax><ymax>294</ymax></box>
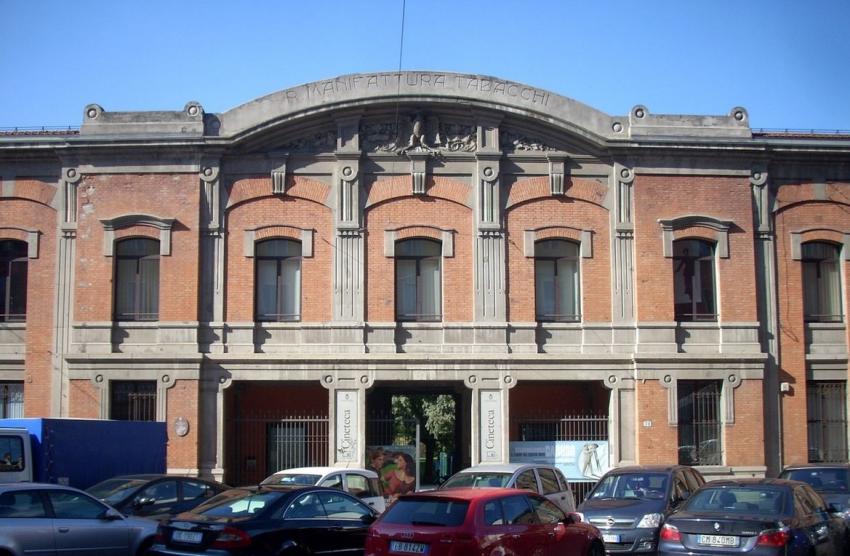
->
<box><xmin>365</xmin><ymin>445</ymin><xmax>417</xmax><ymax>500</ymax></box>
<box><xmin>509</xmin><ymin>441</ymin><xmax>609</xmax><ymax>481</ymax></box>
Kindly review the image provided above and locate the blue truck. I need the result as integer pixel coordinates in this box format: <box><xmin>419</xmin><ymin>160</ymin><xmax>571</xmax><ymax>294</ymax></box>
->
<box><xmin>0</xmin><ymin>418</ymin><xmax>167</xmax><ymax>489</ymax></box>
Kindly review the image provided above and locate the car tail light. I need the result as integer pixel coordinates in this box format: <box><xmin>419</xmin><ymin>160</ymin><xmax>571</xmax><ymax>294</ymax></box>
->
<box><xmin>154</xmin><ymin>526</ymin><xmax>166</xmax><ymax>544</ymax></box>
<box><xmin>211</xmin><ymin>527</ymin><xmax>252</xmax><ymax>549</ymax></box>
<box><xmin>659</xmin><ymin>524</ymin><xmax>681</xmax><ymax>542</ymax></box>
<box><xmin>756</xmin><ymin>528</ymin><xmax>790</xmax><ymax>547</ymax></box>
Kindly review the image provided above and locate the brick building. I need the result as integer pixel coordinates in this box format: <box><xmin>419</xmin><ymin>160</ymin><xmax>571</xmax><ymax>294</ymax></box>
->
<box><xmin>1</xmin><ymin>72</ymin><xmax>848</xmax><ymax>486</ymax></box>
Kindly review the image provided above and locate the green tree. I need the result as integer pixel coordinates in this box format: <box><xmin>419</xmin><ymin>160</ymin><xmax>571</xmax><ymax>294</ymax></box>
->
<box><xmin>391</xmin><ymin>394</ymin><xmax>456</xmax><ymax>483</ymax></box>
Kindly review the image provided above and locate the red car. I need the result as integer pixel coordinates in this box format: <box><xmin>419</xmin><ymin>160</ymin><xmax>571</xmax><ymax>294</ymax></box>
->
<box><xmin>366</xmin><ymin>487</ymin><xmax>605</xmax><ymax>556</ymax></box>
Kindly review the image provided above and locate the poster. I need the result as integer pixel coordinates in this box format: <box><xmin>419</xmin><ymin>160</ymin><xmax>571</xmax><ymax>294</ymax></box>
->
<box><xmin>509</xmin><ymin>441</ymin><xmax>609</xmax><ymax>480</ymax></box>
<box><xmin>366</xmin><ymin>445</ymin><xmax>417</xmax><ymax>499</ymax></box>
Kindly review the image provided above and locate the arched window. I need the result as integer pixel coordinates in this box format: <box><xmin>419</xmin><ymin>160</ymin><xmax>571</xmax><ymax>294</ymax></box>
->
<box><xmin>114</xmin><ymin>238</ymin><xmax>160</xmax><ymax>321</ymax></box>
<box><xmin>534</xmin><ymin>239</ymin><xmax>580</xmax><ymax>322</ymax></box>
<box><xmin>673</xmin><ymin>239</ymin><xmax>716</xmax><ymax>322</ymax></box>
<box><xmin>255</xmin><ymin>239</ymin><xmax>301</xmax><ymax>321</ymax></box>
<box><xmin>395</xmin><ymin>238</ymin><xmax>441</xmax><ymax>322</ymax></box>
<box><xmin>802</xmin><ymin>242</ymin><xmax>843</xmax><ymax>322</ymax></box>
<box><xmin>0</xmin><ymin>240</ymin><xmax>27</xmax><ymax>322</ymax></box>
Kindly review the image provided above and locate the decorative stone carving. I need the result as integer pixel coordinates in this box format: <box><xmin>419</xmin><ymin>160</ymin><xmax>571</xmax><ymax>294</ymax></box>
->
<box><xmin>547</xmin><ymin>153</ymin><xmax>568</xmax><ymax>196</ymax></box>
<box><xmin>279</xmin><ymin>130</ymin><xmax>336</xmax><ymax>152</ymax></box>
<box><xmin>500</xmin><ymin>130</ymin><xmax>556</xmax><ymax>152</ymax></box>
<box><xmin>271</xmin><ymin>156</ymin><xmax>288</xmax><ymax>195</ymax></box>
<box><xmin>361</xmin><ymin>113</ymin><xmax>476</xmax><ymax>154</ymax></box>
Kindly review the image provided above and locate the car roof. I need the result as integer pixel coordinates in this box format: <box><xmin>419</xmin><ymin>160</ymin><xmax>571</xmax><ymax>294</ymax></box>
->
<box><xmin>268</xmin><ymin>467</ymin><xmax>378</xmax><ymax>479</ymax></box>
<box><xmin>455</xmin><ymin>463</ymin><xmax>544</xmax><ymax>474</ymax></box>
<box><xmin>602</xmin><ymin>465</ymin><xmax>688</xmax><ymax>475</ymax></box>
<box><xmin>400</xmin><ymin>487</ymin><xmax>524</xmax><ymax>502</ymax></box>
<box><xmin>781</xmin><ymin>464</ymin><xmax>850</xmax><ymax>471</ymax></box>
<box><xmin>702</xmin><ymin>478</ymin><xmax>800</xmax><ymax>488</ymax></box>
<box><xmin>0</xmin><ymin>482</ymin><xmax>83</xmax><ymax>492</ymax></box>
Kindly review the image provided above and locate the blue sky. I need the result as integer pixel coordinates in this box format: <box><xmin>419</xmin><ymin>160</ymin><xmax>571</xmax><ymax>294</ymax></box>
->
<box><xmin>2</xmin><ymin>0</ymin><xmax>849</xmax><ymax>131</ymax></box>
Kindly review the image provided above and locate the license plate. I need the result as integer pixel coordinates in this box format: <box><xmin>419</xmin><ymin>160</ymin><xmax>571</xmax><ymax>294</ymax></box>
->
<box><xmin>602</xmin><ymin>534</ymin><xmax>621</xmax><ymax>543</ymax></box>
<box><xmin>697</xmin><ymin>534</ymin><xmax>738</xmax><ymax>547</ymax></box>
<box><xmin>390</xmin><ymin>540</ymin><xmax>429</xmax><ymax>554</ymax></box>
<box><xmin>172</xmin><ymin>530</ymin><xmax>203</xmax><ymax>544</ymax></box>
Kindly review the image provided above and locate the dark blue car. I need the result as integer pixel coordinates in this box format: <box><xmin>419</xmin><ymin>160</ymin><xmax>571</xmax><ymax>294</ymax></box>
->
<box><xmin>658</xmin><ymin>479</ymin><xmax>846</xmax><ymax>555</ymax></box>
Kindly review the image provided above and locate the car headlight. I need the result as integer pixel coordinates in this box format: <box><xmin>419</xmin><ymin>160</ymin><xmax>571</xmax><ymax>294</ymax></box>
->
<box><xmin>636</xmin><ymin>513</ymin><xmax>663</xmax><ymax>528</ymax></box>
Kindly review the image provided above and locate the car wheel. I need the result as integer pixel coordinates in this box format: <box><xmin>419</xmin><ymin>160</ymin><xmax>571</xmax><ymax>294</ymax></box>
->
<box><xmin>588</xmin><ymin>540</ymin><xmax>605</xmax><ymax>556</ymax></box>
<box><xmin>136</xmin><ymin>538</ymin><xmax>154</xmax><ymax>556</ymax></box>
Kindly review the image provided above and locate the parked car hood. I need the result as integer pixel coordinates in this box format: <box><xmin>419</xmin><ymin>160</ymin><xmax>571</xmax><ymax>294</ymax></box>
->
<box><xmin>579</xmin><ymin>497</ymin><xmax>667</xmax><ymax>517</ymax></box>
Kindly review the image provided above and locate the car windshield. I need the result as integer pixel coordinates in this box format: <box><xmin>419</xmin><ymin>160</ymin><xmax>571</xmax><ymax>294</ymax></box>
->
<box><xmin>441</xmin><ymin>472</ymin><xmax>511</xmax><ymax>489</ymax></box>
<box><xmin>780</xmin><ymin>469</ymin><xmax>849</xmax><ymax>492</ymax></box>
<box><xmin>588</xmin><ymin>473</ymin><xmax>668</xmax><ymax>500</ymax></box>
<box><xmin>193</xmin><ymin>489</ymin><xmax>284</xmax><ymax>517</ymax></box>
<box><xmin>684</xmin><ymin>486</ymin><xmax>786</xmax><ymax>515</ymax></box>
<box><xmin>381</xmin><ymin>499</ymin><xmax>469</xmax><ymax>526</ymax></box>
<box><xmin>261</xmin><ymin>473</ymin><xmax>322</xmax><ymax>486</ymax></box>
<box><xmin>86</xmin><ymin>478</ymin><xmax>150</xmax><ymax>504</ymax></box>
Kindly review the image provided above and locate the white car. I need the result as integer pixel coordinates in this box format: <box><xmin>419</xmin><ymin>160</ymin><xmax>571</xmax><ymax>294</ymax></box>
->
<box><xmin>440</xmin><ymin>462</ymin><xmax>576</xmax><ymax>513</ymax></box>
<box><xmin>261</xmin><ymin>466</ymin><xmax>387</xmax><ymax>513</ymax></box>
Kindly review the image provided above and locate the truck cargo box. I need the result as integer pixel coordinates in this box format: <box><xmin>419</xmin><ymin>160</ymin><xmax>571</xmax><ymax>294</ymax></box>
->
<box><xmin>0</xmin><ymin>418</ymin><xmax>166</xmax><ymax>489</ymax></box>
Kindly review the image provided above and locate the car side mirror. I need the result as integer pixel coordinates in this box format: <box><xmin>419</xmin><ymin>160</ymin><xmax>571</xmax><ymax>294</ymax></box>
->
<box><xmin>361</xmin><ymin>513</ymin><xmax>377</xmax><ymax>525</ymax></box>
<box><xmin>564</xmin><ymin>512</ymin><xmax>582</xmax><ymax>524</ymax></box>
<box><xmin>828</xmin><ymin>503</ymin><xmax>842</xmax><ymax>514</ymax></box>
<box><xmin>134</xmin><ymin>497</ymin><xmax>155</xmax><ymax>508</ymax></box>
<box><xmin>100</xmin><ymin>508</ymin><xmax>123</xmax><ymax>521</ymax></box>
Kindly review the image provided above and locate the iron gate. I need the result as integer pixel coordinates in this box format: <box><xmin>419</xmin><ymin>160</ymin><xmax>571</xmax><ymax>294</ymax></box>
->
<box><xmin>228</xmin><ymin>413</ymin><xmax>329</xmax><ymax>486</ymax></box>
<box><xmin>808</xmin><ymin>381</ymin><xmax>848</xmax><ymax>463</ymax></box>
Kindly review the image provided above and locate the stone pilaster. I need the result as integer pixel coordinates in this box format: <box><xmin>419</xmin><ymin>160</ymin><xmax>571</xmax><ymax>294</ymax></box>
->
<box><xmin>322</xmin><ymin>371</ymin><xmax>374</xmax><ymax>466</ymax></box>
<box><xmin>752</xmin><ymin>167</ymin><xmax>781</xmax><ymax>474</ymax></box>
<box><xmin>612</xmin><ymin>164</ymin><xmax>636</xmax><ymax>324</ymax></box>
<box><xmin>51</xmin><ymin>166</ymin><xmax>81</xmax><ymax>416</ymax></box>
<box><xmin>199</xmin><ymin>158</ymin><xmax>226</xmax><ymax>353</ymax></box>
<box><xmin>605</xmin><ymin>373</ymin><xmax>636</xmax><ymax>466</ymax></box>
<box><xmin>474</xmin><ymin>117</ymin><xmax>506</xmax><ymax>323</ymax></box>
<box><xmin>333</xmin><ymin>116</ymin><xmax>365</xmax><ymax>324</ymax></box>
<box><xmin>466</xmin><ymin>371</ymin><xmax>515</xmax><ymax>464</ymax></box>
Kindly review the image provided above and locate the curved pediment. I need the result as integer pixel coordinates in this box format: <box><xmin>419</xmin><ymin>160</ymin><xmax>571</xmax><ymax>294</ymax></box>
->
<box><xmin>216</xmin><ymin>71</ymin><xmax>620</xmax><ymax>145</ymax></box>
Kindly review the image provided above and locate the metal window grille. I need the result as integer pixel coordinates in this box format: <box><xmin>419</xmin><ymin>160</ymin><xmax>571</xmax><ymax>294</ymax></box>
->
<box><xmin>109</xmin><ymin>381</ymin><xmax>157</xmax><ymax>421</ymax></box>
<box><xmin>677</xmin><ymin>380</ymin><xmax>722</xmax><ymax>465</ymax></box>
<box><xmin>808</xmin><ymin>381</ymin><xmax>848</xmax><ymax>463</ymax></box>
<box><xmin>0</xmin><ymin>382</ymin><xmax>23</xmax><ymax>418</ymax></box>
<box><xmin>229</xmin><ymin>413</ymin><xmax>329</xmax><ymax>487</ymax></box>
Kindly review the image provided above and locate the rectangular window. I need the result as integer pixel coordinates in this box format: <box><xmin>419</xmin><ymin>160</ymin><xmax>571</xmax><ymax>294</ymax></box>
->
<box><xmin>0</xmin><ymin>382</ymin><xmax>23</xmax><ymax>418</ymax></box>
<box><xmin>678</xmin><ymin>380</ymin><xmax>722</xmax><ymax>465</ymax></box>
<box><xmin>110</xmin><ymin>381</ymin><xmax>156</xmax><ymax>421</ymax></box>
<box><xmin>807</xmin><ymin>381</ymin><xmax>848</xmax><ymax>463</ymax></box>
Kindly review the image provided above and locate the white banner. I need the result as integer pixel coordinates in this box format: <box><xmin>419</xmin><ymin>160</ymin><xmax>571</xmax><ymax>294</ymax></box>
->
<box><xmin>480</xmin><ymin>390</ymin><xmax>502</xmax><ymax>462</ymax></box>
<box><xmin>336</xmin><ymin>390</ymin><xmax>358</xmax><ymax>462</ymax></box>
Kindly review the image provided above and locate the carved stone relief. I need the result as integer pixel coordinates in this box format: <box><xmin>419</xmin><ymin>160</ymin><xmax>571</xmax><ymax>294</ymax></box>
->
<box><xmin>361</xmin><ymin>112</ymin><xmax>476</xmax><ymax>154</ymax></box>
<box><xmin>278</xmin><ymin>130</ymin><xmax>337</xmax><ymax>152</ymax></box>
<box><xmin>500</xmin><ymin>129</ymin><xmax>557</xmax><ymax>152</ymax></box>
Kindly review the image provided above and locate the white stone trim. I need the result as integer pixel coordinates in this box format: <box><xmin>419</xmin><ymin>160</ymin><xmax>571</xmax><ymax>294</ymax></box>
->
<box><xmin>789</xmin><ymin>228</ymin><xmax>850</xmax><ymax>261</ymax></box>
<box><xmin>658</xmin><ymin>215</ymin><xmax>732</xmax><ymax>258</ymax></box>
<box><xmin>244</xmin><ymin>228</ymin><xmax>313</xmax><ymax>258</ymax></box>
<box><xmin>100</xmin><ymin>214</ymin><xmax>176</xmax><ymax>256</ymax></box>
<box><xmin>523</xmin><ymin>228</ymin><xmax>592</xmax><ymax>258</ymax></box>
<box><xmin>0</xmin><ymin>227</ymin><xmax>40</xmax><ymax>258</ymax></box>
<box><xmin>384</xmin><ymin>228</ymin><xmax>455</xmax><ymax>258</ymax></box>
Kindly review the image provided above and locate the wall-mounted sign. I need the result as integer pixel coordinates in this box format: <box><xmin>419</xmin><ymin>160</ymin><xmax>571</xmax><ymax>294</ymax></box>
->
<box><xmin>336</xmin><ymin>390</ymin><xmax>358</xmax><ymax>462</ymax></box>
<box><xmin>479</xmin><ymin>390</ymin><xmax>502</xmax><ymax>462</ymax></box>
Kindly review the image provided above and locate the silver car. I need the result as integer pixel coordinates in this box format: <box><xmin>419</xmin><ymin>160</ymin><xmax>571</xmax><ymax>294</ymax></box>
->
<box><xmin>0</xmin><ymin>482</ymin><xmax>157</xmax><ymax>556</ymax></box>
<box><xmin>439</xmin><ymin>462</ymin><xmax>577</xmax><ymax>513</ymax></box>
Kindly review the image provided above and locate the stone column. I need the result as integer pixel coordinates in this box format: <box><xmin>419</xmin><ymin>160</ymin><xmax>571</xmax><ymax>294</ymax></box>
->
<box><xmin>204</xmin><ymin>374</ymin><xmax>232</xmax><ymax>482</ymax></box>
<box><xmin>473</xmin><ymin>118</ymin><xmax>507</xmax><ymax>329</ymax></box>
<box><xmin>199</xmin><ymin>158</ymin><xmax>226</xmax><ymax>353</ymax></box>
<box><xmin>466</xmin><ymin>372</ymin><xmax>515</xmax><ymax>464</ymax></box>
<box><xmin>52</xmin><ymin>166</ymin><xmax>81</xmax><ymax>416</ymax></box>
<box><xmin>752</xmin><ymin>167</ymin><xmax>781</xmax><ymax>474</ymax></box>
<box><xmin>605</xmin><ymin>373</ymin><xmax>637</xmax><ymax>466</ymax></box>
<box><xmin>322</xmin><ymin>372</ymin><xmax>374</xmax><ymax>467</ymax></box>
<box><xmin>333</xmin><ymin>116</ymin><xmax>365</xmax><ymax>325</ymax></box>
